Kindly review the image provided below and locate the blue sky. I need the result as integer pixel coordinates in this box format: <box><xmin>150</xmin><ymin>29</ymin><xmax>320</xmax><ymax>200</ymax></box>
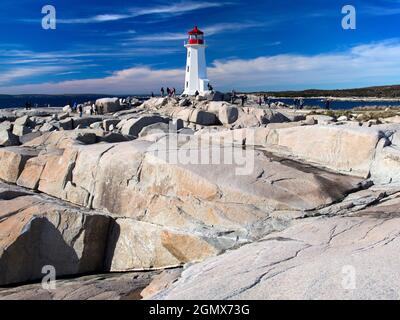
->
<box><xmin>0</xmin><ymin>0</ymin><xmax>400</xmax><ymax>94</ymax></box>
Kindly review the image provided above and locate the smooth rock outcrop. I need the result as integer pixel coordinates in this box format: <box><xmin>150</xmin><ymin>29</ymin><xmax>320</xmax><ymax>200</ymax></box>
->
<box><xmin>155</xmin><ymin>196</ymin><xmax>400</xmax><ymax>300</ymax></box>
<box><xmin>0</xmin><ymin>130</ymin><xmax>364</xmax><ymax>271</ymax></box>
<box><xmin>265</xmin><ymin>125</ymin><xmax>388</xmax><ymax>178</ymax></box>
<box><xmin>0</xmin><ymin>271</ymin><xmax>158</xmax><ymax>300</ymax></box>
<box><xmin>0</xmin><ymin>194</ymin><xmax>110</xmax><ymax>286</ymax></box>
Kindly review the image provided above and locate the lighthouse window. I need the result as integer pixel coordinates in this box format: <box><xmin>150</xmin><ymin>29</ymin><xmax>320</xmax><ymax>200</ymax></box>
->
<box><xmin>186</xmin><ymin>82</ymin><xmax>189</xmax><ymax>88</ymax></box>
<box><xmin>187</xmin><ymin>66</ymin><xmax>190</xmax><ymax>72</ymax></box>
<box><xmin>188</xmin><ymin>51</ymin><xmax>190</xmax><ymax>58</ymax></box>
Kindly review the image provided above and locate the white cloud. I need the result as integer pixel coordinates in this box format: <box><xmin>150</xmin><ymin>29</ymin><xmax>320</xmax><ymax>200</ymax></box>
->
<box><xmin>1</xmin><ymin>40</ymin><xmax>400</xmax><ymax>94</ymax></box>
<box><xmin>133</xmin><ymin>22</ymin><xmax>267</xmax><ymax>41</ymax></box>
<box><xmin>0</xmin><ymin>66</ymin><xmax>66</xmax><ymax>85</ymax></box>
<box><xmin>55</xmin><ymin>1</ymin><xmax>232</xmax><ymax>24</ymax></box>
<box><xmin>0</xmin><ymin>66</ymin><xmax>184</xmax><ymax>94</ymax></box>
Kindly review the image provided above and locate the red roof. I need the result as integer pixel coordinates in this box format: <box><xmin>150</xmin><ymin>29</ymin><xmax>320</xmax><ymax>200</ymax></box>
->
<box><xmin>188</xmin><ymin>26</ymin><xmax>204</xmax><ymax>35</ymax></box>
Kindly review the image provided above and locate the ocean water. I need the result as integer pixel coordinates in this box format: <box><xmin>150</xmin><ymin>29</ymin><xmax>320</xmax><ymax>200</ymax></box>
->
<box><xmin>270</xmin><ymin>98</ymin><xmax>400</xmax><ymax>110</ymax></box>
<box><xmin>1</xmin><ymin>95</ymin><xmax>400</xmax><ymax>110</ymax></box>
<box><xmin>0</xmin><ymin>95</ymin><xmax>113</xmax><ymax>109</ymax></box>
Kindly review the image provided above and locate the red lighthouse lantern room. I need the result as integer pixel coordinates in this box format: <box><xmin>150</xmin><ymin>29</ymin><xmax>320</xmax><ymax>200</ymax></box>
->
<box><xmin>188</xmin><ymin>26</ymin><xmax>204</xmax><ymax>45</ymax></box>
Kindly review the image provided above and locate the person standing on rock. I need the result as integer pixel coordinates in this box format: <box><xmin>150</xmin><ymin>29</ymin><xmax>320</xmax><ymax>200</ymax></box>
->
<box><xmin>241</xmin><ymin>95</ymin><xmax>246</xmax><ymax>107</ymax></box>
<box><xmin>231</xmin><ymin>89</ymin><xmax>236</xmax><ymax>104</ymax></box>
<box><xmin>161</xmin><ymin>87</ymin><xmax>165</xmax><ymax>97</ymax></box>
<box><xmin>325</xmin><ymin>99</ymin><xmax>331</xmax><ymax>110</ymax></box>
<box><xmin>299</xmin><ymin>98</ymin><xmax>304</xmax><ymax>110</ymax></box>
<box><xmin>195</xmin><ymin>90</ymin><xmax>199</xmax><ymax>97</ymax></box>
<box><xmin>258</xmin><ymin>96</ymin><xmax>262</xmax><ymax>107</ymax></box>
<box><xmin>172</xmin><ymin>88</ymin><xmax>176</xmax><ymax>97</ymax></box>
<box><xmin>78</xmin><ymin>105</ymin><xmax>83</xmax><ymax>117</ymax></box>
<box><xmin>151</xmin><ymin>92</ymin><xmax>155</xmax><ymax>98</ymax></box>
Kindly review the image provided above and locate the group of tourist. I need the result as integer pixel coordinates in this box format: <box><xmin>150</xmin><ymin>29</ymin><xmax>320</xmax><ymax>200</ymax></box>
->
<box><xmin>293</xmin><ymin>98</ymin><xmax>305</xmax><ymax>110</ymax></box>
<box><xmin>160</xmin><ymin>87</ymin><xmax>177</xmax><ymax>98</ymax></box>
<box><xmin>68</xmin><ymin>101</ymin><xmax>104</xmax><ymax>118</ymax></box>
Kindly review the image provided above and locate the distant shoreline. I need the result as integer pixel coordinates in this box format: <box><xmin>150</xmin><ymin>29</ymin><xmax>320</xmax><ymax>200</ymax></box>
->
<box><xmin>266</xmin><ymin>96</ymin><xmax>400</xmax><ymax>102</ymax></box>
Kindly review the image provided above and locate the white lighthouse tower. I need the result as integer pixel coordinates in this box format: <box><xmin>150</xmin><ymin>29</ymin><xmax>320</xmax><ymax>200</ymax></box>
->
<box><xmin>183</xmin><ymin>26</ymin><xmax>210</xmax><ymax>96</ymax></box>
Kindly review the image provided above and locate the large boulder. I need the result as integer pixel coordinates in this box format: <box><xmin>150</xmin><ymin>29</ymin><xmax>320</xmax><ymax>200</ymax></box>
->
<box><xmin>14</xmin><ymin>115</ymin><xmax>30</xmax><ymax>127</ymax></box>
<box><xmin>141</xmin><ymin>98</ymin><xmax>168</xmax><ymax>110</ymax></box>
<box><xmin>120</xmin><ymin>116</ymin><xmax>170</xmax><ymax>137</ymax></box>
<box><xmin>371</xmin><ymin>146</ymin><xmax>400</xmax><ymax>184</ymax></box>
<box><xmin>189</xmin><ymin>110</ymin><xmax>218</xmax><ymax>126</ymax></box>
<box><xmin>0</xmin><ymin>121</ymin><xmax>13</xmax><ymax>132</ymax></box>
<box><xmin>105</xmin><ymin>219</ymin><xmax>229</xmax><ymax>272</ymax></box>
<box><xmin>39</xmin><ymin>122</ymin><xmax>57</xmax><ymax>133</ymax></box>
<box><xmin>233</xmin><ymin>108</ymin><xmax>290</xmax><ymax>128</ymax></box>
<box><xmin>205</xmin><ymin>102</ymin><xmax>239</xmax><ymax>125</ymax></box>
<box><xmin>265</xmin><ymin>125</ymin><xmax>388</xmax><ymax>178</ymax></box>
<box><xmin>19</xmin><ymin>131</ymin><xmax>42</xmax><ymax>145</ymax></box>
<box><xmin>12</xmin><ymin>124</ymin><xmax>32</xmax><ymax>137</ymax></box>
<box><xmin>0</xmin><ymin>147</ymin><xmax>38</xmax><ymax>183</ymax></box>
<box><xmin>59</xmin><ymin>118</ymin><xmax>73</xmax><ymax>130</ymax></box>
<box><xmin>306</xmin><ymin>114</ymin><xmax>335</xmax><ymax>125</ymax></box>
<box><xmin>0</xmin><ymin>194</ymin><xmax>110</xmax><ymax>286</ymax></box>
<box><xmin>138</xmin><ymin>122</ymin><xmax>170</xmax><ymax>138</ymax></box>
<box><xmin>72</xmin><ymin>117</ymin><xmax>103</xmax><ymax>129</ymax></box>
<box><xmin>0</xmin><ymin>129</ymin><xmax>19</xmax><ymax>147</ymax></box>
<box><xmin>62</xmin><ymin>105</ymin><xmax>72</xmax><ymax>113</ymax></box>
<box><xmin>103</xmin><ymin>119</ymin><xmax>120</xmax><ymax>131</ymax></box>
<box><xmin>95</xmin><ymin>98</ymin><xmax>123</xmax><ymax>114</ymax></box>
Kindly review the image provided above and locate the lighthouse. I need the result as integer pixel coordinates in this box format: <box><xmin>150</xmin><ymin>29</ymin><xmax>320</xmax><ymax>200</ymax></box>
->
<box><xmin>183</xmin><ymin>26</ymin><xmax>210</xmax><ymax>96</ymax></box>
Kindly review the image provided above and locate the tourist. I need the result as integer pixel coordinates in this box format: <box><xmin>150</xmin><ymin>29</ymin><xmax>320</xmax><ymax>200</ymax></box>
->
<box><xmin>241</xmin><ymin>95</ymin><xmax>246</xmax><ymax>107</ymax></box>
<box><xmin>299</xmin><ymin>98</ymin><xmax>304</xmax><ymax>110</ymax></box>
<box><xmin>73</xmin><ymin>102</ymin><xmax>77</xmax><ymax>112</ymax></box>
<box><xmin>325</xmin><ymin>99</ymin><xmax>331</xmax><ymax>110</ymax></box>
<box><xmin>151</xmin><ymin>92</ymin><xmax>154</xmax><ymax>98</ymax></box>
<box><xmin>172</xmin><ymin>88</ymin><xmax>176</xmax><ymax>97</ymax></box>
<box><xmin>78</xmin><ymin>105</ymin><xmax>83</xmax><ymax>117</ymax></box>
<box><xmin>195</xmin><ymin>90</ymin><xmax>200</xmax><ymax>97</ymax></box>
<box><xmin>161</xmin><ymin>87</ymin><xmax>165</xmax><ymax>97</ymax></box>
<box><xmin>258</xmin><ymin>96</ymin><xmax>262</xmax><ymax>107</ymax></box>
<box><xmin>166</xmin><ymin>87</ymin><xmax>171</xmax><ymax>97</ymax></box>
<box><xmin>231</xmin><ymin>89</ymin><xmax>236</xmax><ymax>104</ymax></box>
<box><xmin>266</xmin><ymin>96</ymin><xmax>271</xmax><ymax>108</ymax></box>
